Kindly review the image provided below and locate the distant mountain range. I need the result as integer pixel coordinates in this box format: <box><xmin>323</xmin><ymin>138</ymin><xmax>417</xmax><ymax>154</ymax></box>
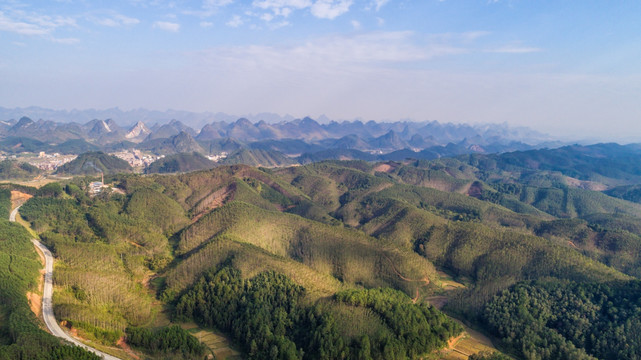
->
<box><xmin>0</xmin><ymin>106</ymin><xmax>297</xmax><ymax>129</ymax></box>
<box><xmin>0</xmin><ymin>107</ymin><xmax>565</xmax><ymax>166</ymax></box>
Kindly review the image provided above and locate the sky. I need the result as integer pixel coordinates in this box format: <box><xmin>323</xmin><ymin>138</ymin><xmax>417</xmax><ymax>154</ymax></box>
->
<box><xmin>1</xmin><ymin>1</ymin><xmax>641</xmax><ymax>141</ymax></box>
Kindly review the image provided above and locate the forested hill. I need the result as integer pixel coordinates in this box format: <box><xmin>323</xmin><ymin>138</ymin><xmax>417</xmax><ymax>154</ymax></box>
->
<box><xmin>0</xmin><ymin>159</ymin><xmax>41</xmax><ymax>180</ymax></box>
<box><xmin>144</xmin><ymin>152</ymin><xmax>215</xmax><ymax>174</ymax></box>
<box><xmin>13</xmin><ymin>150</ymin><xmax>641</xmax><ymax>359</ymax></box>
<box><xmin>0</xmin><ymin>188</ymin><xmax>99</xmax><ymax>359</ymax></box>
<box><xmin>54</xmin><ymin>151</ymin><xmax>132</xmax><ymax>175</ymax></box>
<box><xmin>464</xmin><ymin>143</ymin><xmax>641</xmax><ymax>186</ymax></box>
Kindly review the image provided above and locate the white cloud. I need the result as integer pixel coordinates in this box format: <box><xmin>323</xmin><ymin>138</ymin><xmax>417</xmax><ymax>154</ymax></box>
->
<box><xmin>95</xmin><ymin>14</ymin><xmax>140</xmax><ymax>27</ymax></box>
<box><xmin>279</xmin><ymin>7</ymin><xmax>293</xmax><ymax>17</ymax></box>
<box><xmin>200</xmin><ymin>21</ymin><xmax>214</xmax><ymax>27</ymax></box>
<box><xmin>373</xmin><ymin>0</ymin><xmax>390</xmax><ymax>11</ymax></box>
<box><xmin>253</xmin><ymin>0</ymin><xmax>311</xmax><ymax>19</ymax></box>
<box><xmin>96</xmin><ymin>18</ymin><xmax>119</xmax><ymax>27</ymax></box>
<box><xmin>196</xmin><ymin>31</ymin><xmax>452</xmax><ymax>73</ymax></box>
<box><xmin>25</xmin><ymin>14</ymin><xmax>77</xmax><ymax>29</ymax></box>
<box><xmin>153</xmin><ymin>21</ymin><xmax>180</xmax><ymax>32</ymax></box>
<box><xmin>310</xmin><ymin>0</ymin><xmax>352</xmax><ymax>19</ymax></box>
<box><xmin>184</xmin><ymin>0</ymin><xmax>234</xmax><ymax>17</ymax></box>
<box><xmin>252</xmin><ymin>0</ymin><xmax>351</xmax><ymax>19</ymax></box>
<box><xmin>0</xmin><ymin>12</ymin><xmax>50</xmax><ymax>35</ymax></box>
<box><xmin>204</xmin><ymin>0</ymin><xmax>235</xmax><ymax>7</ymax></box>
<box><xmin>351</xmin><ymin>20</ymin><xmax>360</xmax><ymax>30</ymax></box>
<box><xmin>376</xmin><ymin>17</ymin><xmax>384</xmax><ymax>26</ymax></box>
<box><xmin>0</xmin><ymin>9</ymin><xmax>79</xmax><ymax>43</ymax></box>
<box><xmin>253</xmin><ymin>0</ymin><xmax>312</xmax><ymax>11</ymax></box>
<box><xmin>226</xmin><ymin>15</ymin><xmax>243</xmax><ymax>27</ymax></box>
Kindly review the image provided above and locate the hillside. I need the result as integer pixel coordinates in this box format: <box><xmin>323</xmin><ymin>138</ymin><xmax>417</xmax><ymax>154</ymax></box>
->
<box><xmin>0</xmin><ymin>160</ymin><xmax>41</xmax><ymax>180</ymax></box>
<box><xmin>13</xmin><ymin>149</ymin><xmax>641</xmax><ymax>359</ymax></box>
<box><xmin>0</xmin><ymin>189</ymin><xmax>99</xmax><ymax>359</ymax></box>
<box><xmin>54</xmin><ymin>151</ymin><xmax>132</xmax><ymax>175</ymax></box>
<box><xmin>137</xmin><ymin>131</ymin><xmax>205</xmax><ymax>155</ymax></box>
<box><xmin>221</xmin><ymin>148</ymin><xmax>296</xmax><ymax>167</ymax></box>
<box><xmin>466</xmin><ymin>143</ymin><xmax>641</xmax><ymax>187</ymax></box>
<box><xmin>144</xmin><ymin>152</ymin><xmax>216</xmax><ymax>174</ymax></box>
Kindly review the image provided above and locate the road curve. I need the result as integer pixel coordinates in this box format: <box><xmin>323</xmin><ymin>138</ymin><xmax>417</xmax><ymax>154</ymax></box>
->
<box><xmin>11</xmin><ymin>206</ymin><xmax>121</xmax><ymax>360</ymax></box>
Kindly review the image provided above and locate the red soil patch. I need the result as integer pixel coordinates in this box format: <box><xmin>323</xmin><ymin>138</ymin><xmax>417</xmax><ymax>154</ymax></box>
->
<box><xmin>191</xmin><ymin>183</ymin><xmax>236</xmax><ymax>223</ymax></box>
<box><xmin>466</xmin><ymin>181</ymin><xmax>483</xmax><ymax>198</ymax></box>
<box><xmin>27</xmin><ymin>291</ymin><xmax>42</xmax><ymax>318</ymax></box>
<box><xmin>60</xmin><ymin>321</ymin><xmax>87</xmax><ymax>341</ymax></box>
<box><xmin>447</xmin><ymin>333</ymin><xmax>465</xmax><ymax>349</ymax></box>
<box><xmin>411</xmin><ymin>288</ymin><xmax>420</xmax><ymax>304</ymax></box>
<box><xmin>373</xmin><ymin>163</ymin><xmax>396</xmax><ymax>173</ymax></box>
<box><xmin>117</xmin><ymin>337</ymin><xmax>140</xmax><ymax>360</ymax></box>
<box><xmin>10</xmin><ymin>190</ymin><xmax>32</xmax><ymax>207</ymax></box>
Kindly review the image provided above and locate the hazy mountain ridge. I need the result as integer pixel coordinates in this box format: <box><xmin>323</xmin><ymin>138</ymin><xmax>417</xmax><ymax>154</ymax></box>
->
<box><xmin>0</xmin><ymin>110</ymin><xmax>559</xmax><ymax>160</ymax></box>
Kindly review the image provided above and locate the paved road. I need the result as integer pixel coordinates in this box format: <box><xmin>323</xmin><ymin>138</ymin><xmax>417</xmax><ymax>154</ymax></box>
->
<box><xmin>11</xmin><ymin>206</ymin><xmax>121</xmax><ymax>360</ymax></box>
<box><xmin>9</xmin><ymin>206</ymin><xmax>19</xmax><ymax>222</ymax></box>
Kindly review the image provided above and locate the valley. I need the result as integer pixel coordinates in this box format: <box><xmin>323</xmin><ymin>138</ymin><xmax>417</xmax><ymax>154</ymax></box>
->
<box><xmin>2</xmin><ymin>139</ymin><xmax>641</xmax><ymax>359</ymax></box>
<box><xmin>1</xmin><ymin>0</ymin><xmax>637</xmax><ymax>358</ymax></box>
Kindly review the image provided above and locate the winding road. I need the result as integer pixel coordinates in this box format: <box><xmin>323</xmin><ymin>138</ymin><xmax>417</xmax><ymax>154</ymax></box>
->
<box><xmin>10</xmin><ymin>206</ymin><xmax>121</xmax><ymax>360</ymax></box>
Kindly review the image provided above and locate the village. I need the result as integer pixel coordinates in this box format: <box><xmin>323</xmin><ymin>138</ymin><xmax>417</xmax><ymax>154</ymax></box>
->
<box><xmin>1</xmin><ymin>150</ymin><xmax>162</xmax><ymax>172</ymax></box>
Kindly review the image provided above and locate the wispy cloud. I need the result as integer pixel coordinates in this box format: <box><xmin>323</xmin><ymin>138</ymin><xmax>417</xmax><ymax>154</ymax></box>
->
<box><xmin>50</xmin><ymin>37</ymin><xmax>80</xmax><ymax>44</ymax></box>
<box><xmin>372</xmin><ymin>0</ymin><xmax>390</xmax><ymax>11</ymax></box>
<box><xmin>195</xmin><ymin>31</ymin><xmax>458</xmax><ymax>74</ymax></box>
<box><xmin>486</xmin><ymin>46</ymin><xmax>542</xmax><ymax>53</ymax></box>
<box><xmin>252</xmin><ymin>0</ymin><xmax>351</xmax><ymax>20</ymax></box>
<box><xmin>0</xmin><ymin>9</ymin><xmax>78</xmax><ymax>44</ymax></box>
<box><xmin>310</xmin><ymin>0</ymin><xmax>352</xmax><ymax>19</ymax></box>
<box><xmin>205</xmin><ymin>0</ymin><xmax>235</xmax><ymax>7</ymax></box>
<box><xmin>153</xmin><ymin>20</ymin><xmax>180</xmax><ymax>32</ymax></box>
<box><xmin>94</xmin><ymin>13</ymin><xmax>140</xmax><ymax>27</ymax></box>
<box><xmin>0</xmin><ymin>11</ymin><xmax>50</xmax><ymax>35</ymax></box>
<box><xmin>253</xmin><ymin>0</ymin><xmax>312</xmax><ymax>17</ymax></box>
<box><xmin>427</xmin><ymin>31</ymin><xmax>492</xmax><ymax>42</ymax></box>
<box><xmin>351</xmin><ymin>19</ymin><xmax>360</xmax><ymax>30</ymax></box>
<box><xmin>184</xmin><ymin>0</ymin><xmax>235</xmax><ymax>17</ymax></box>
<box><xmin>226</xmin><ymin>15</ymin><xmax>244</xmax><ymax>27</ymax></box>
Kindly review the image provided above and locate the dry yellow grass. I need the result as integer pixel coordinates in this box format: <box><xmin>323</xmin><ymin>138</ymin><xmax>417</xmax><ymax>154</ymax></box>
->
<box><xmin>1</xmin><ymin>177</ymin><xmax>60</xmax><ymax>189</ymax></box>
<box><xmin>439</xmin><ymin>326</ymin><xmax>498</xmax><ymax>360</ymax></box>
<box><xmin>180</xmin><ymin>323</ymin><xmax>243</xmax><ymax>360</ymax></box>
<box><xmin>436</xmin><ymin>270</ymin><xmax>467</xmax><ymax>290</ymax></box>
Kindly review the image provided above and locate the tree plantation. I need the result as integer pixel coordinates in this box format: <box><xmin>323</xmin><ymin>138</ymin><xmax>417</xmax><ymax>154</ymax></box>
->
<box><xmin>8</xmin><ymin>148</ymin><xmax>641</xmax><ymax>359</ymax></box>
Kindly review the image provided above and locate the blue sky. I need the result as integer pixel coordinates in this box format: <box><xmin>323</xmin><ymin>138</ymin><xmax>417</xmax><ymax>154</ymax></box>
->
<box><xmin>1</xmin><ymin>1</ymin><xmax>640</xmax><ymax>140</ymax></box>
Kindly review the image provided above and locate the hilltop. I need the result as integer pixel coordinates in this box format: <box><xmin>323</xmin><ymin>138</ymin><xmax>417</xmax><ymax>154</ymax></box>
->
<box><xmin>54</xmin><ymin>151</ymin><xmax>132</xmax><ymax>175</ymax></box>
<box><xmin>9</xmin><ymin>139</ymin><xmax>641</xmax><ymax>359</ymax></box>
<box><xmin>0</xmin><ymin>160</ymin><xmax>41</xmax><ymax>180</ymax></box>
<box><xmin>145</xmin><ymin>152</ymin><xmax>215</xmax><ymax>174</ymax></box>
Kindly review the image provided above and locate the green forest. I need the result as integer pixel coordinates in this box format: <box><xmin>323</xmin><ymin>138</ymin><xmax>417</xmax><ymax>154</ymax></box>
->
<box><xmin>0</xmin><ymin>188</ymin><xmax>99</xmax><ymax>359</ymax></box>
<box><xmin>9</xmin><ymin>145</ymin><xmax>641</xmax><ymax>359</ymax></box>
